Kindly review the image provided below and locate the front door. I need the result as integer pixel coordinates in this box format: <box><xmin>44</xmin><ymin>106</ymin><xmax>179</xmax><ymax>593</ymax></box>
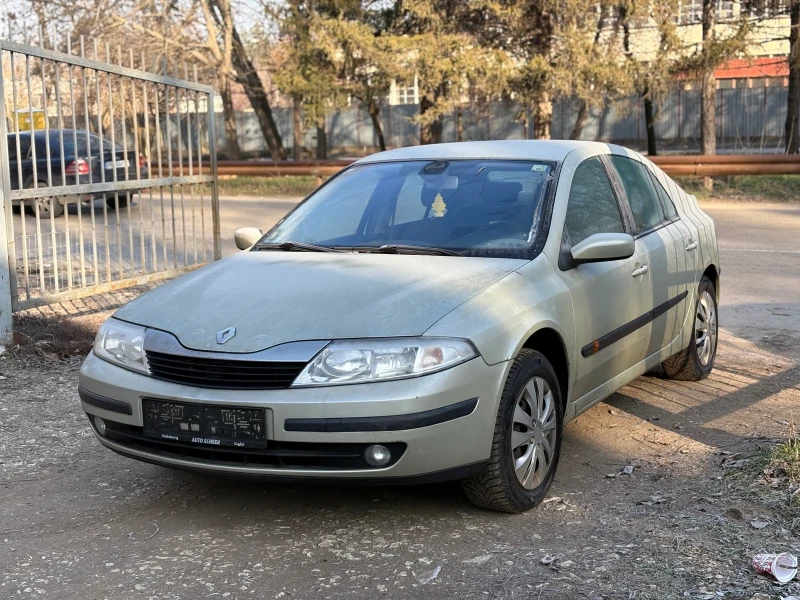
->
<box><xmin>553</xmin><ymin>156</ymin><xmax>653</xmax><ymax>409</ymax></box>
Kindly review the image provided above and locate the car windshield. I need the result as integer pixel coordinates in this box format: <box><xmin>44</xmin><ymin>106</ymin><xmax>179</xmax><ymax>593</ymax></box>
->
<box><xmin>262</xmin><ymin>159</ymin><xmax>555</xmax><ymax>257</ymax></box>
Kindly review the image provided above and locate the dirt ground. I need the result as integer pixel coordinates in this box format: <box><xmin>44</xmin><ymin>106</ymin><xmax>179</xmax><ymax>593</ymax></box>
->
<box><xmin>1</xmin><ymin>200</ymin><xmax>799</xmax><ymax>600</ymax></box>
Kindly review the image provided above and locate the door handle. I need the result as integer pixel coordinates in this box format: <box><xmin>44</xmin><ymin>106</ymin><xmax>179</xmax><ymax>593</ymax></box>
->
<box><xmin>632</xmin><ymin>265</ymin><xmax>649</xmax><ymax>277</ymax></box>
<box><xmin>685</xmin><ymin>241</ymin><xmax>698</xmax><ymax>251</ymax></box>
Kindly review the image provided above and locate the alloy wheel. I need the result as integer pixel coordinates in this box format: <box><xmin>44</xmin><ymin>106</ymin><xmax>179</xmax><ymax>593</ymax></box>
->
<box><xmin>511</xmin><ymin>376</ymin><xmax>557</xmax><ymax>490</ymax></box>
<box><xmin>695</xmin><ymin>289</ymin><xmax>718</xmax><ymax>366</ymax></box>
<box><xmin>33</xmin><ymin>196</ymin><xmax>56</xmax><ymax>217</ymax></box>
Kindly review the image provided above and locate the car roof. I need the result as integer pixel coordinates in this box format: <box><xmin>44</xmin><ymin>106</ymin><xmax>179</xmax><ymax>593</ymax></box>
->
<box><xmin>353</xmin><ymin>140</ymin><xmax>597</xmax><ymax>164</ymax></box>
<box><xmin>6</xmin><ymin>129</ymin><xmax>97</xmax><ymax>139</ymax></box>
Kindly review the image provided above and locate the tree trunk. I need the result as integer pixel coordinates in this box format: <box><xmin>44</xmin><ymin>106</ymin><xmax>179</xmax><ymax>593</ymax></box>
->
<box><xmin>292</xmin><ymin>97</ymin><xmax>303</xmax><ymax>160</ymax></box>
<box><xmin>701</xmin><ymin>0</ymin><xmax>717</xmax><ymax>191</ymax></box>
<box><xmin>419</xmin><ymin>94</ymin><xmax>443</xmax><ymax>145</ymax></box>
<box><xmin>570</xmin><ymin>100</ymin><xmax>588</xmax><ymax>140</ymax></box>
<box><xmin>533</xmin><ymin>92</ymin><xmax>552</xmax><ymax>140</ymax></box>
<box><xmin>644</xmin><ymin>93</ymin><xmax>657</xmax><ymax>156</ymax></box>
<box><xmin>230</xmin><ymin>28</ymin><xmax>286</xmax><ymax>160</ymax></box>
<box><xmin>456</xmin><ymin>106</ymin><xmax>464</xmax><ymax>142</ymax></box>
<box><xmin>316</xmin><ymin>120</ymin><xmax>327</xmax><ymax>159</ymax></box>
<box><xmin>786</xmin><ymin>0</ymin><xmax>800</xmax><ymax>153</ymax></box>
<box><xmin>367</xmin><ymin>97</ymin><xmax>386</xmax><ymax>152</ymax></box>
<box><xmin>220</xmin><ymin>80</ymin><xmax>242</xmax><ymax>160</ymax></box>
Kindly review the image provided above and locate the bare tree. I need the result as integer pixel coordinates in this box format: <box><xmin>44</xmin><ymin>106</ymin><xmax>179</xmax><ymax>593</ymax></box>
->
<box><xmin>787</xmin><ymin>0</ymin><xmax>800</xmax><ymax>153</ymax></box>
<box><xmin>700</xmin><ymin>0</ymin><xmax>716</xmax><ymax>190</ymax></box>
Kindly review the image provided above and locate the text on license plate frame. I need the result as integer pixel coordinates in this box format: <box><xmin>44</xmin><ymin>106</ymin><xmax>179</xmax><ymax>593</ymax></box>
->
<box><xmin>143</xmin><ymin>399</ymin><xmax>267</xmax><ymax>449</ymax></box>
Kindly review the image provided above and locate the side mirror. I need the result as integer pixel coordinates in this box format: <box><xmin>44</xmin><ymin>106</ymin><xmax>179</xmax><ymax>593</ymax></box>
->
<box><xmin>570</xmin><ymin>233</ymin><xmax>635</xmax><ymax>265</ymax></box>
<box><xmin>234</xmin><ymin>227</ymin><xmax>263</xmax><ymax>250</ymax></box>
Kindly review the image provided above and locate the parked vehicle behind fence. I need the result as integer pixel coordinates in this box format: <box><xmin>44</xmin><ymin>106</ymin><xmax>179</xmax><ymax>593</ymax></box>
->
<box><xmin>6</xmin><ymin>129</ymin><xmax>149</xmax><ymax>218</ymax></box>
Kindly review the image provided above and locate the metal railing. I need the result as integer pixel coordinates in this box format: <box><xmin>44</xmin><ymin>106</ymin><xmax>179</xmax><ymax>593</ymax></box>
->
<box><xmin>203</xmin><ymin>154</ymin><xmax>800</xmax><ymax>179</ymax></box>
<box><xmin>0</xmin><ymin>37</ymin><xmax>220</xmax><ymax>331</ymax></box>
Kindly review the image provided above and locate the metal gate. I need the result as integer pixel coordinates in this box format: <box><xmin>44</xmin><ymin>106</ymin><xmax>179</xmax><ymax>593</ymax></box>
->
<box><xmin>0</xmin><ymin>37</ymin><xmax>220</xmax><ymax>340</ymax></box>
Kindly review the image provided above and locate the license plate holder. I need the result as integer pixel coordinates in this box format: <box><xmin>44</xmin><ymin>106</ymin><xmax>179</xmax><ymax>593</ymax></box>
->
<box><xmin>104</xmin><ymin>159</ymin><xmax>129</xmax><ymax>169</ymax></box>
<box><xmin>143</xmin><ymin>399</ymin><xmax>267</xmax><ymax>449</ymax></box>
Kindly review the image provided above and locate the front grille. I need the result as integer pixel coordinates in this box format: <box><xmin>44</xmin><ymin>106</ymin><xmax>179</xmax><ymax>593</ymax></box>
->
<box><xmin>100</xmin><ymin>420</ymin><xmax>406</xmax><ymax>470</ymax></box>
<box><xmin>145</xmin><ymin>350</ymin><xmax>306</xmax><ymax>390</ymax></box>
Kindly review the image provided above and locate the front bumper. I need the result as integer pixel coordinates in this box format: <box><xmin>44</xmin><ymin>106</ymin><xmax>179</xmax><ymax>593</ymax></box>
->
<box><xmin>79</xmin><ymin>353</ymin><xmax>510</xmax><ymax>481</ymax></box>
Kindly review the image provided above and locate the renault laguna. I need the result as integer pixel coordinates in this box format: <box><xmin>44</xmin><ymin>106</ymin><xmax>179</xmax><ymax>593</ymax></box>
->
<box><xmin>79</xmin><ymin>140</ymin><xmax>719</xmax><ymax>513</ymax></box>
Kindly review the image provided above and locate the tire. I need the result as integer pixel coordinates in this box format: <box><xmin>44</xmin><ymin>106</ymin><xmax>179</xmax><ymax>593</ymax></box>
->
<box><xmin>462</xmin><ymin>349</ymin><xmax>564</xmax><ymax>513</ymax></box>
<box><xmin>24</xmin><ymin>182</ymin><xmax>64</xmax><ymax>218</ymax></box>
<box><xmin>661</xmin><ymin>276</ymin><xmax>718</xmax><ymax>381</ymax></box>
<box><xmin>106</xmin><ymin>192</ymin><xmax>133</xmax><ymax>210</ymax></box>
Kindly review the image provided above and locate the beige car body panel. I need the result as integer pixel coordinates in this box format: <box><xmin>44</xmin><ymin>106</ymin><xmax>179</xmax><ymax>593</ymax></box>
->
<box><xmin>79</xmin><ymin>140</ymin><xmax>720</xmax><ymax>481</ymax></box>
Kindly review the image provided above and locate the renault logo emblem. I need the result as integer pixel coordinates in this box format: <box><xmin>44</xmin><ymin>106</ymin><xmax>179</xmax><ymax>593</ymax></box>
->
<box><xmin>216</xmin><ymin>327</ymin><xmax>236</xmax><ymax>345</ymax></box>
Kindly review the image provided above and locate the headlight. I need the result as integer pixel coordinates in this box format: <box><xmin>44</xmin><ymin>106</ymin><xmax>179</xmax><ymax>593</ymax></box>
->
<box><xmin>292</xmin><ymin>337</ymin><xmax>477</xmax><ymax>386</ymax></box>
<box><xmin>93</xmin><ymin>319</ymin><xmax>149</xmax><ymax>374</ymax></box>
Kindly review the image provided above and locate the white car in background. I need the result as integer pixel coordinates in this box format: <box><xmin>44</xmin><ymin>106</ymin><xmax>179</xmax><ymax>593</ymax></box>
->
<box><xmin>79</xmin><ymin>141</ymin><xmax>719</xmax><ymax>513</ymax></box>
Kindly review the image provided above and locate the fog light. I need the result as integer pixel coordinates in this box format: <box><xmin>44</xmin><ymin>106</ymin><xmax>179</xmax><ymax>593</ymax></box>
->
<box><xmin>364</xmin><ymin>444</ymin><xmax>391</xmax><ymax>467</ymax></box>
<box><xmin>94</xmin><ymin>416</ymin><xmax>107</xmax><ymax>436</ymax></box>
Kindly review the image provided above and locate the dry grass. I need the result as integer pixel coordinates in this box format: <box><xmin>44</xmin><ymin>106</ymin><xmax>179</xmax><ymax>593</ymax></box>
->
<box><xmin>722</xmin><ymin>437</ymin><xmax>800</xmax><ymax>532</ymax></box>
<box><xmin>676</xmin><ymin>175</ymin><xmax>800</xmax><ymax>202</ymax></box>
<box><xmin>12</xmin><ymin>313</ymin><xmax>102</xmax><ymax>361</ymax></box>
<box><xmin>766</xmin><ymin>437</ymin><xmax>800</xmax><ymax>486</ymax></box>
<box><xmin>216</xmin><ymin>175</ymin><xmax>318</xmax><ymax>198</ymax></box>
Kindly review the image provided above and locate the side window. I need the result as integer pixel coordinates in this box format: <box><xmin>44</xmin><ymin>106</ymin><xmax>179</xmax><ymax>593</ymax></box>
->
<box><xmin>564</xmin><ymin>157</ymin><xmax>625</xmax><ymax>246</ymax></box>
<box><xmin>609</xmin><ymin>155</ymin><xmax>664</xmax><ymax>233</ymax></box>
<box><xmin>649</xmin><ymin>172</ymin><xmax>678</xmax><ymax>220</ymax></box>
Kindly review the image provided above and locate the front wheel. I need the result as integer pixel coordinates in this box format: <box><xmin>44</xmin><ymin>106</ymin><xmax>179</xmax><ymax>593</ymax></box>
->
<box><xmin>661</xmin><ymin>276</ymin><xmax>718</xmax><ymax>381</ymax></box>
<box><xmin>106</xmin><ymin>192</ymin><xmax>134</xmax><ymax>210</ymax></box>
<box><xmin>462</xmin><ymin>349</ymin><xmax>563</xmax><ymax>513</ymax></box>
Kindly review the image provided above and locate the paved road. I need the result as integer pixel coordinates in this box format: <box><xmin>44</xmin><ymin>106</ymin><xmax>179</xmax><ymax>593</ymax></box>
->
<box><xmin>1</xmin><ymin>200</ymin><xmax>799</xmax><ymax>599</ymax></box>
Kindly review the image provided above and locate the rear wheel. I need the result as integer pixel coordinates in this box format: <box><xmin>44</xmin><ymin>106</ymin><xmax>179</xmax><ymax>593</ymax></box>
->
<box><xmin>24</xmin><ymin>182</ymin><xmax>64</xmax><ymax>218</ymax></box>
<box><xmin>462</xmin><ymin>349</ymin><xmax>563</xmax><ymax>513</ymax></box>
<box><xmin>661</xmin><ymin>276</ymin><xmax>718</xmax><ymax>381</ymax></box>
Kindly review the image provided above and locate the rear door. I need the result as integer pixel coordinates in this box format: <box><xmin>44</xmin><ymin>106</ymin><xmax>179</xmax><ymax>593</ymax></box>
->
<box><xmin>553</xmin><ymin>156</ymin><xmax>653</xmax><ymax>408</ymax></box>
<box><xmin>608</xmin><ymin>154</ymin><xmax>696</xmax><ymax>355</ymax></box>
<box><xmin>647</xmin><ymin>168</ymin><xmax>699</xmax><ymax>341</ymax></box>
<box><xmin>6</xmin><ymin>133</ymin><xmax>32</xmax><ymax>190</ymax></box>
<box><xmin>6</xmin><ymin>134</ymin><xmax>20</xmax><ymax>190</ymax></box>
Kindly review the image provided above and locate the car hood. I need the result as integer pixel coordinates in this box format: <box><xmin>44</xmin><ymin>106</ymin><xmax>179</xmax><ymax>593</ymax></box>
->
<box><xmin>114</xmin><ymin>251</ymin><xmax>526</xmax><ymax>353</ymax></box>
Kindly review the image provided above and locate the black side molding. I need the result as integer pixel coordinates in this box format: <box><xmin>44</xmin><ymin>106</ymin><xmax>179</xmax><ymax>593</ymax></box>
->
<box><xmin>285</xmin><ymin>397</ymin><xmax>479</xmax><ymax>433</ymax></box>
<box><xmin>78</xmin><ymin>387</ymin><xmax>133</xmax><ymax>416</ymax></box>
<box><xmin>581</xmin><ymin>290</ymin><xmax>689</xmax><ymax>358</ymax></box>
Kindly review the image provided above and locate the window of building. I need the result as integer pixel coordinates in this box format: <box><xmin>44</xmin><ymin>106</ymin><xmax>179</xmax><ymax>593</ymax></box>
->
<box><xmin>396</xmin><ymin>86</ymin><xmax>417</xmax><ymax>105</ymax></box>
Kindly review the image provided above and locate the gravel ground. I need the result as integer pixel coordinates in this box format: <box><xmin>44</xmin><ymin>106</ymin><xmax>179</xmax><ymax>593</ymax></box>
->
<box><xmin>1</xmin><ymin>201</ymin><xmax>799</xmax><ymax>600</ymax></box>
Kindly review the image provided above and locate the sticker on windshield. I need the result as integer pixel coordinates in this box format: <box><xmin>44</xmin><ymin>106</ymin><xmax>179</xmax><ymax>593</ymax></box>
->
<box><xmin>431</xmin><ymin>192</ymin><xmax>447</xmax><ymax>217</ymax></box>
<box><xmin>531</xmin><ymin>164</ymin><xmax>548</xmax><ymax>171</ymax></box>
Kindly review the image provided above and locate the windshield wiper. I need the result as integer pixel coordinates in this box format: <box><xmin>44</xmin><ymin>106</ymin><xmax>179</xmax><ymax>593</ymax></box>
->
<box><xmin>253</xmin><ymin>241</ymin><xmax>344</xmax><ymax>253</ymax></box>
<box><xmin>374</xmin><ymin>244</ymin><xmax>462</xmax><ymax>256</ymax></box>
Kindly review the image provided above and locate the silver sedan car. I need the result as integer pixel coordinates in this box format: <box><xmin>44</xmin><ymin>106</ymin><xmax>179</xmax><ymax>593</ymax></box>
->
<box><xmin>79</xmin><ymin>141</ymin><xmax>719</xmax><ymax>512</ymax></box>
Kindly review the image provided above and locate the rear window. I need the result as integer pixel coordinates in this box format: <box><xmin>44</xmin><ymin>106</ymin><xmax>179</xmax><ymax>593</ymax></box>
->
<box><xmin>33</xmin><ymin>132</ymin><xmax>123</xmax><ymax>157</ymax></box>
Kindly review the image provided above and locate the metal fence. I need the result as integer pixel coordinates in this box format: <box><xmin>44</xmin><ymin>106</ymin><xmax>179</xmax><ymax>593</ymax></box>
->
<box><xmin>221</xmin><ymin>86</ymin><xmax>793</xmax><ymax>157</ymax></box>
<box><xmin>0</xmin><ymin>37</ymin><xmax>220</xmax><ymax>340</ymax></box>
